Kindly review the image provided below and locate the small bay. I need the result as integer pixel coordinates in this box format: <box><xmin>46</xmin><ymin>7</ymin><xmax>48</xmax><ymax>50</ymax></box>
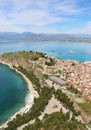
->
<box><xmin>0</xmin><ymin>64</ymin><xmax>28</xmax><ymax>124</ymax></box>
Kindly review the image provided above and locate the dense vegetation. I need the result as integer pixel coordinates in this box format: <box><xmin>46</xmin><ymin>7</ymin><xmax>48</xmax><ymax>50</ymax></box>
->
<box><xmin>78</xmin><ymin>100</ymin><xmax>91</xmax><ymax>115</ymax></box>
<box><xmin>43</xmin><ymin>74</ymin><xmax>48</xmax><ymax>79</ymax></box>
<box><xmin>67</xmin><ymin>86</ymin><xmax>82</xmax><ymax>95</ymax></box>
<box><xmin>45</xmin><ymin>58</ymin><xmax>55</xmax><ymax>66</ymax></box>
<box><xmin>23</xmin><ymin>111</ymin><xmax>86</xmax><ymax>130</ymax></box>
<box><xmin>4</xmin><ymin>87</ymin><xmax>52</xmax><ymax>130</ymax></box>
<box><xmin>54</xmin><ymin>89</ymin><xmax>80</xmax><ymax>116</ymax></box>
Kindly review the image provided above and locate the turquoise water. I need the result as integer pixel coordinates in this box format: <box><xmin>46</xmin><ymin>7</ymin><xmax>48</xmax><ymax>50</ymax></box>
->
<box><xmin>0</xmin><ymin>64</ymin><xmax>28</xmax><ymax>125</ymax></box>
<box><xmin>0</xmin><ymin>41</ymin><xmax>91</xmax><ymax>61</ymax></box>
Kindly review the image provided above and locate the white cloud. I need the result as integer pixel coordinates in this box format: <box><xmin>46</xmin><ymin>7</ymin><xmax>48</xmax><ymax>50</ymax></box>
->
<box><xmin>9</xmin><ymin>9</ymin><xmax>66</xmax><ymax>27</ymax></box>
<box><xmin>80</xmin><ymin>21</ymin><xmax>91</xmax><ymax>34</ymax></box>
<box><xmin>73</xmin><ymin>21</ymin><xmax>91</xmax><ymax>34</ymax></box>
<box><xmin>54</xmin><ymin>0</ymin><xmax>83</xmax><ymax>15</ymax></box>
<box><xmin>0</xmin><ymin>0</ymin><xmax>90</xmax><ymax>33</ymax></box>
<box><xmin>59</xmin><ymin>21</ymin><xmax>91</xmax><ymax>34</ymax></box>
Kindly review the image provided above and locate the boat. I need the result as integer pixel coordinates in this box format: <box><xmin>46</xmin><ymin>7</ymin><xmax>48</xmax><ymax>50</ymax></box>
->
<box><xmin>69</xmin><ymin>50</ymin><xmax>76</xmax><ymax>54</ymax></box>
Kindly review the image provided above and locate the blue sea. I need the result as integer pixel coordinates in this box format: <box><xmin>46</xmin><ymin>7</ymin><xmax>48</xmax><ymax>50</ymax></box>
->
<box><xmin>0</xmin><ymin>41</ymin><xmax>91</xmax><ymax>125</ymax></box>
<box><xmin>0</xmin><ymin>41</ymin><xmax>91</xmax><ymax>62</ymax></box>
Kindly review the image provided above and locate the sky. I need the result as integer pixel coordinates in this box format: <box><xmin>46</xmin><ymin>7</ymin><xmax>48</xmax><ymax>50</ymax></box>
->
<box><xmin>0</xmin><ymin>0</ymin><xmax>91</xmax><ymax>34</ymax></box>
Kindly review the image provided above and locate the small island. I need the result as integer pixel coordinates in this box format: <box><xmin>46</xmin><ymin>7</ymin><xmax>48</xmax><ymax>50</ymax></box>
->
<box><xmin>0</xmin><ymin>51</ymin><xmax>90</xmax><ymax>130</ymax></box>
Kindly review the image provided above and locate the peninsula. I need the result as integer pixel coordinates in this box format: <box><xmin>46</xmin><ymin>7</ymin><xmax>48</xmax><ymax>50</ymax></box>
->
<box><xmin>0</xmin><ymin>51</ymin><xmax>90</xmax><ymax>130</ymax></box>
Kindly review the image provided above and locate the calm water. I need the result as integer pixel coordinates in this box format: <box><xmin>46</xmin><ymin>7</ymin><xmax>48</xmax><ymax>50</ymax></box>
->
<box><xmin>0</xmin><ymin>41</ymin><xmax>91</xmax><ymax>61</ymax></box>
<box><xmin>0</xmin><ymin>64</ymin><xmax>28</xmax><ymax>125</ymax></box>
<box><xmin>0</xmin><ymin>41</ymin><xmax>91</xmax><ymax>125</ymax></box>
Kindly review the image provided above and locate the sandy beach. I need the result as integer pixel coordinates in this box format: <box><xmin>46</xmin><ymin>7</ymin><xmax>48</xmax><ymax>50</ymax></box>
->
<box><xmin>0</xmin><ymin>60</ymin><xmax>39</xmax><ymax>129</ymax></box>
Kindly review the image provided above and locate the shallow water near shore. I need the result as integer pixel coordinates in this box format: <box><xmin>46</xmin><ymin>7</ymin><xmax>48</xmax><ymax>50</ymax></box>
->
<box><xmin>0</xmin><ymin>64</ymin><xmax>28</xmax><ymax>125</ymax></box>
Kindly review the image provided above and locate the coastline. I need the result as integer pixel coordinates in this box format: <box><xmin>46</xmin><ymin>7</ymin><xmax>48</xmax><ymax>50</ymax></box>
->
<box><xmin>0</xmin><ymin>60</ymin><xmax>39</xmax><ymax>129</ymax></box>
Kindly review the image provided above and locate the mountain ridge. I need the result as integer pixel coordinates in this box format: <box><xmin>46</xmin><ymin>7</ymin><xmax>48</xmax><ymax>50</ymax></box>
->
<box><xmin>0</xmin><ymin>32</ymin><xmax>91</xmax><ymax>42</ymax></box>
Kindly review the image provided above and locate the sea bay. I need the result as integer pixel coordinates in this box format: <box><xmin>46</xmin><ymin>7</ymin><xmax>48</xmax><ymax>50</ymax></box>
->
<box><xmin>0</xmin><ymin>64</ymin><xmax>28</xmax><ymax>124</ymax></box>
<box><xmin>0</xmin><ymin>41</ymin><xmax>91</xmax><ymax>62</ymax></box>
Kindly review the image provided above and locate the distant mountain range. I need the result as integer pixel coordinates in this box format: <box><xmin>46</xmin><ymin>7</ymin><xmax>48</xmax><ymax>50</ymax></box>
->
<box><xmin>0</xmin><ymin>32</ymin><xmax>91</xmax><ymax>42</ymax></box>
